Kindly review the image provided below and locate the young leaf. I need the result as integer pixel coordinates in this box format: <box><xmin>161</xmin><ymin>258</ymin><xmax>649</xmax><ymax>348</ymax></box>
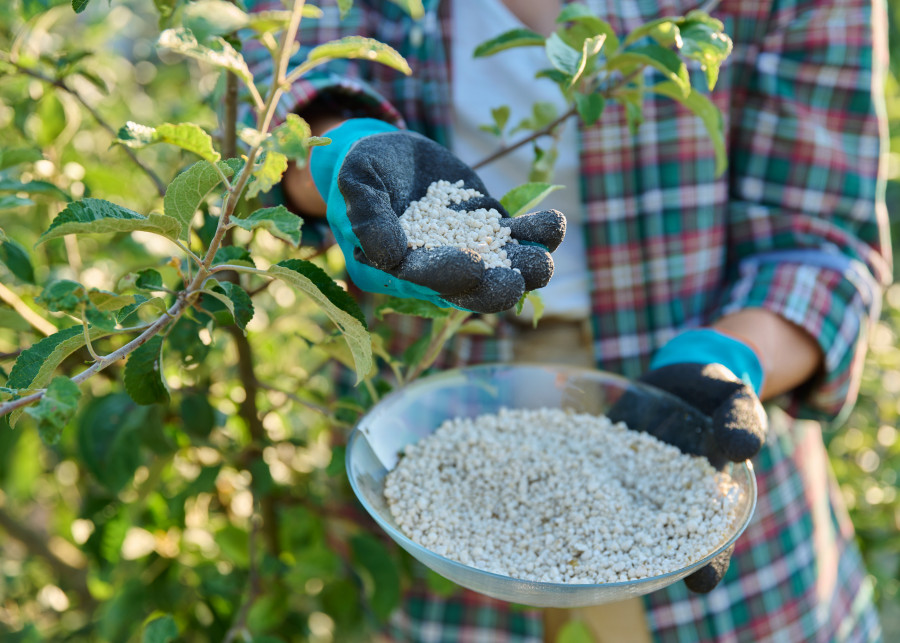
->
<box><xmin>569</xmin><ymin>34</ymin><xmax>606</xmax><ymax>88</ymax></box>
<box><xmin>306</xmin><ymin>37</ymin><xmax>412</xmax><ymax>76</ymax></box>
<box><xmin>37</xmin><ymin>280</ymin><xmax>87</xmax><ymax>314</ymax></box>
<box><xmin>335</xmin><ymin>0</ymin><xmax>353</xmax><ymax>18</ymax></box>
<box><xmin>157</xmin><ymin>28</ymin><xmax>255</xmax><ymax>88</ymax></box>
<box><xmin>38</xmin><ymin>198</ymin><xmax>181</xmax><ymax>244</ymax></box>
<box><xmin>622</xmin><ymin>17</ymin><xmax>682</xmax><ymax>48</ymax></box>
<box><xmin>679</xmin><ymin>23</ymin><xmax>732</xmax><ymax>90</ymax></box>
<box><xmin>555</xmin><ymin>4</ymin><xmax>619</xmax><ymax>53</ymax></box>
<box><xmin>246</xmin><ymin>151</ymin><xmax>288</xmax><ymax>199</ymax></box>
<box><xmin>124</xmin><ymin>336</ymin><xmax>169</xmax><ymax>405</ymax></box>
<box><xmin>556</xmin><ymin>620</ymin><xmax>593</xmax><ymax>643</ymax></box>
<box><xmin>182</xmin><ymin>0</ymin><xmax>248</xmax><ymax>41</ymax></box>
<box><xmin>25</xmin><ymin>376</ymin><xmax>81</xmax><ymax>445</ymax></box>
<box><xmin>0</xmin><ymin>179</ymin><xmax>72</xmax><ymax>202</ymax></box>
<box><xmin>267</xmin><ymin>260</ymin><xmax>372</xmax><ymax>383</ymax></box>
<box><xmin>72</xmin><ymin>0</ymin><xmax>89</xmax><ymax>12</ymax></box>
<box><xmin>118</xmin><ymin>121</ymin><xmax>220</xmax><ymax>163</ymax></box>
<box><xmin>135</xmin><ymin>269</ymin><xmax>164</xmax><ymax>291</ymax></box>
<box><xmin>499</xmin><ymin>183</ymin><xmax>564</xmax><ymax>217</ymax></box>
<box><xmin>491</xmin><ymin>106</ymin><xmax>511</xmax><ymax>133</ymax></box>
<box><xmin>650</xmin><ymin>81</ymin><xmax>727</xmax><ymax>176</ymax></box>
<box><xmin>202</xmin><ymin>282</ymin><xmax>254</xmax><ymax>332</ymax></box>
<box><xmin>574</xmin><ymin>92</ymin><xmax>605</xmax><ymax>126</ymax></box>
<box><xmin>473</xmin><ymin>28</ymin><xmax>545</xmax><ymax>58</ymax></box>
<box><xmin>608</xmin><ymin>45</ymin><xmax>690</xmax><ymax>96</ymax></box>
<box><xmin>269</xmin><ymin>114</ymin><xmax>312</xmax><ymax>164</ymax></box>
<box><xmin>164</xmin><ymin>159</ymin><xmax>239</xmax><ymax>242</ymax></box>
<box><xmin>683</xmin><ymin>10</ymin><xmax>725</xmax><ymax>32</ymax></box>
<box><xmin>230</xmin><ymin>205</ymin><xmax>302</xmax><ymax>247</ymax></box>
<box><xmin>544</xmin><ymin>32</ymin><xmax>582</xmax><ymax>76</ymax></box>
<box><xmin>7</xmin><ymin>326</ymin><xmax>113</xmax><ymax>427</ymax></box>
<box><xmin>0</xmin><ymin>240</ymin><xmax>35</xmax><ymax>283</ymax></box>
<box><xmin>248</xmin><ymin>9</ymin><xmax>321</xmax><ymax>36</ymax></box>
<box><xmin>87</xmin><ymin>290</ymin><xmax>139</xmax><ymax>313</ymax></box>
<box><xmin>375</xmin><ymin>297</ymin><xmax>450</xmax><ymax>320</ymax></box>
<box><xmin>387</xmin><ymin>0</ymin><xmax>424</xmax><ymax>19</ymax></box>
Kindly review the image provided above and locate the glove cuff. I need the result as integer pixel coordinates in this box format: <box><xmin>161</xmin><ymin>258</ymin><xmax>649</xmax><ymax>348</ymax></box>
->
<box><xmin>309</xmin><ymin>117</ymin><xmax>399</xmax><ymax>200</ymax></box>
<box><xmin>650</xmin><ymin>328</ymin><xmax>765</xmax><ymax>395</ymax></box>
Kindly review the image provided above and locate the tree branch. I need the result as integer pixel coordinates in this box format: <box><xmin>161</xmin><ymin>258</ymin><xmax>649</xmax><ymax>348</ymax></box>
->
<box><xmin>6</xmin><ymin>61</ymin><xmax>167</xmax><ymax>197</ymax></box>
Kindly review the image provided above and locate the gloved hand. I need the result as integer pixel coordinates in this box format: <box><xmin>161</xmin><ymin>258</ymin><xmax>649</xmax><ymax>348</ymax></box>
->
<box><xmin>310</xmin><ymin>118</ymin><xmax>566</xmax><ymax>314</ymax></box>
<box><xmin>607</xmin><ymin>328</ymin><xmax>767</xmax><ymax>593</ymax></box>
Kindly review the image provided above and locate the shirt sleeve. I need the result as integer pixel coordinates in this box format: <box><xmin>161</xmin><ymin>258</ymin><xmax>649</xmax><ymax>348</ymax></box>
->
<box><xmin>714</xmin><ymin>0</ymin><xmax>893</xmax><ymax>421</ymax></box>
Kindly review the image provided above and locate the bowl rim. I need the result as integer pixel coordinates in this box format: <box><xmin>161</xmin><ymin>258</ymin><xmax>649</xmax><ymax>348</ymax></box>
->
<box><xmin>346</xmin><ymin>362</ymin><xmax>759</xmax><ymax>592</ymax></box>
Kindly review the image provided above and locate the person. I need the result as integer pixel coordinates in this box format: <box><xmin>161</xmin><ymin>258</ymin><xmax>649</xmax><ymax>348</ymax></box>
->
<box><xmin>244</xmin><ymin>0</ymin><xmax>891</xmax><ymax>640</ymax></box>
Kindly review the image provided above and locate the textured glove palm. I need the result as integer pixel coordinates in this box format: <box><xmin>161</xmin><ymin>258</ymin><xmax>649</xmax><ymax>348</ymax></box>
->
<box><xmin>311</xmin><ymin>119</ymin><xmax>566</xmax><ymax>314</ymax></box>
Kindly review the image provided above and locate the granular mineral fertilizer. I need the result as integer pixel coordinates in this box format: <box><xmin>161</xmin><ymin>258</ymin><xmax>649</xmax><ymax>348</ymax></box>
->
<box><xmin>399</xmin><ymin>179</ymin><xmax>517</xmax><ymax>269</ymax></box>
<box><xmin>384</xmin><ymin>407</ymin><xmax>741</xmax><ymax>584</ymax></box>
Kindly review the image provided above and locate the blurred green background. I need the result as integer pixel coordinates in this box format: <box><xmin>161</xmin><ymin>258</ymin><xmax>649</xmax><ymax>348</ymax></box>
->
<box><xmin>0</xmin><ymin>0</ymin><xmax>899</xmax><ymax>640</ymax></box>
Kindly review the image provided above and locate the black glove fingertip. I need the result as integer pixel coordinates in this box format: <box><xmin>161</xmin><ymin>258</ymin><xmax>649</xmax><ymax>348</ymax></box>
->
<box><xmin>506</xmin><ymin>243</ymin><xmax>554</xmax><ymax>290</ymax></box>
<box><xmin>714</xmin><ymin>391</ymin><xmax>767</xmax><ymax>462</ymax></box>
<box><xmin>683</xmin><ymin>545</ymin><xmax>734</xmax><ymax>593</ymax></box>
<box><xmin>395</xmin><ymin>247</ymin><xmax>485</xmax><ymax>295</ymax></box>
<box><xmin>502</xmin><ymin>209</ymin><xmax>566</xmax><ymax>252</ymax></box>
<box><xmin>444</xmin><ymin>267</ymin><xmax>525</xmax><ymax>314</ymax></box>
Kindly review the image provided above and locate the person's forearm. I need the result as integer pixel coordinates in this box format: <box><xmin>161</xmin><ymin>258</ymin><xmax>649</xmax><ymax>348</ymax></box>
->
<box><xmin>712</xmin><ymin>308</ymin><xmax>823</xmax><ymax>401</ymax></box>
<box><xmin>282</xmin><ymin>114</ymin><xmax>349</xmax><ymax>217</ymax></box>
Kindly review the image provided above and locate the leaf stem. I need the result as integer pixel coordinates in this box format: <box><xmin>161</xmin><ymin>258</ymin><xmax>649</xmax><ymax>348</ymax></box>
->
<box><xmin>404</xmin><ymin>309</ymin><xmax>471</xmax><ymax>382</ymax></box>
<box><xmin>80</xmin><ymin>306</ymin><xmax>104</xmax><ymax>362</ymax></box>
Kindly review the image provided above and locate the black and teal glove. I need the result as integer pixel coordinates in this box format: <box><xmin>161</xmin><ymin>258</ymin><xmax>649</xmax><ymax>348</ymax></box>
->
<box><xmin>310</xmin><ymin>119</ymin><xmax>566</xmax><ymax>314</ymax></box>
<box><xmin>608</xmin><ymin>328</ymin><xmax>768</xmax><ymax>593</ymax></box>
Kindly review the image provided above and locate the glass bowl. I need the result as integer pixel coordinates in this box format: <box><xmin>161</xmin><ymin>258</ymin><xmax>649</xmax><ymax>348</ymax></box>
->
<box><xmin>346</xmin><ymin>363</ymin><xmax>757</xmax><ymax>608</ymax></box>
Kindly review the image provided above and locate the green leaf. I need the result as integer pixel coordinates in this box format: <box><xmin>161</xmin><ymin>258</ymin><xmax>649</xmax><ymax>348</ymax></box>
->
<box><xmin>609</xmin><ymin>44</ymin><xmax>690</xmax><ymax>96</ymax></box>
<box><xmin>77</xmin><ymin>393</ymin><xmax>150</xmax><ymax>493</ymax></box>
<box><xmin>574</xmin><ymin>92</ymin><xmax>606</xmax><ymax>126</ymax></box>
<box><xmin>473</xmin><ymin>28</ymin><xmax>545</xmax><ymax>58</ymax></box>
<box><xmin>135</xmin><ymin>269</ymin><xmax>164</xmax><ymax>291</ymax></box>
<box><xmin>350</xmin><ymin>533</ymin><xmax>401</xmax><ymax>621</ymax></box>
<box><xmin>0</xmin><ymin>179</ymin><xmax>71</xmax><ymax>202</ymax></box>
<box><xmin>511</xmin><ymin>102</ymin><xmax>558</xmax><ymax>135</ymax></box>
<box><xmin>203</xmin><ymin>282</ymin><xmax>254</xmax><ymax>332</ymax></box>
<box><xmin>213</xmin><ymin>246</ymin><xmax>255</xmax><ymax>267</ymax></box>
<box><xmin>246</xmin><ymin>150</ymin><xmax>288</xmax><ymax>199</ymax></box>
<box><xmin>0</xmin><ymin>309</ymin><xmax>33</xmax><ymax>332</ymax></box>
<box><xmin>650</xmin><ymin>81</ymin><xmax>727</xmax><ymax>176</ymax></box>
<box><xmin>267</xmin><ymin>260</ymin><xmax>372</xmax><ymax>383</ymax></box>
<box><xmin>679</xmin><ymin>23</ymin><xmax>733</xmax><ymax>90</ymax></box>
<box><xmin>306</xmin><ymin>37</ymin><xmax>412</xmax><ymax>76</ymax></box>
<box><xmin>182</xmin><ymin>1</ymin><xmax>248</xmax><ymax>41</ymax></box>
<box><xmin>164</xmin><ymin>159</ymin><xmax>239</xmax><ymax>242</ymax></box>
<box><xmin>335</xmin><ymin>0</ymin><xmax>353</xmax><ymax>18</ymax></box>
<box><xmin>491</xmin><ymin>106</ymin><xmax>510</xmax><ymax>133</ymax></box>
<box><xmin>556</xmin><ymin>620</ymin><xmax>594</xmax><ymax>643</ymax></box>
<box><xmin>528</xmin><ymin>143</ymin><xmax>558</xmax><ymax>183</ymax></box>
<box><xmin>72</xmin><ymin>0</ymin><xmax>89</xmax><ymax>12</ymax></box>
<box><xmin>500</xmin><ymin>182</ymin><xmax>564</xmax><ymax>217</ymax></box>
<box><xmin>555</xmin><ymin>4</ymin><xmax>619</xmax><ymax>53</ymax></box>
<box><xmin>622</xmin><ymin>17</ymin><xmax>682</xmax><ymax>47</ymax></box>
<box><xmin>87</xmin><ymin>290</ymin><xmax>139</xmax><ymax>313</ymax></box>
<box><xmin>0</xmin><ymin>148</ymin><xmax>43</xmax><ymax>171</ymax></box>
<box><xmin>230</xmin><ymin>205</ymin><xmax>302</xmax><ymax>247</ymax></box>
<box><xmin>0</xmin><ymin>195</ymin><xmax>34</xmax><ymax>211</ymax></box>
<box><xmin>24</xmin><ymin>377</ymin><xmax>80</xmax><ymax>445</ymax></box>
<box><xmin>647</xmin><ymin>21</ymin><xmax>682</xmax><ymax>48</ymax></box>
<box><xmin>157</xmin><ymin>28</ymin><xmax>254</xmax><ymax>87</ymax></box>
<box><xmin>7</xmin><ymin>326</ymin><xmax>112</xmax><ymax>427</ymax></box>
<box><xmin>167</xmin><ymin>317</ymin><xmax>210</xmax><ymax>367</ymax></box>
<box><xmin>683</xmin><ymin>10</ymin><xmax>725</xmax><ymax>32</ymax></box>
<box><xmin>37</xmin><ymin>280</ymin><xmax>87</xmax><ymax>314</ymax></box>
<box><xmin>269</xmin><ymin>113</ymin><xmax>312</xmax><ymax>164</ymax></box>
<box><xmin>142</xmin><ymin>614</ymin><xmax>178</xmax><ymax>643</ymax></box>
<box><xmin>124</xmin><ymin>336</ymin><xmax>169</xmax><ymax>405</ymax></box>
<box><xmin>118</xmin><ymin>121</ymin><xmax>220</xmax><ymax>163</ymax></box>
<box><xmin>375</xmin><ymin>297</ymin><xmax>450</xmax><ymax>320</ymax></box>
<box><xmin>545</xmin><ymin>32</ymin><xmax>582</xmax><ymax>76</ymax></box>
<box><xmin>179</xmin><ymin>393</ymin><xmax>217</xmax><ymax>439</ymax></box>
<box><xmin>569</xmin><ymin>34</ymin><xmax>606</xmax><ymax>87</ymax></box>
<box><xmin>35</xmin><ymin>92</ymin><xmax>66</xmax><ymax>146</ymax></box>
<box><xmin>39</xmin><ymin>198</ymin><xmax>181</xmax><ymax>244</ymax></box>
<box><xmin>387</xmin><ymin>0</ymin><xmax>424</xmax><ymax>19</ymax></box>
<box><xmin>248</xmin><ymin>9</ymin><xmax>321</xmax><ymax>36</ymax></box>
<box><xmin>425</xmin><ymin>569</ymin><xmax>459</xmax><ymax>597</ymax></box>
<box><xmin>0</xmin><ymin>240</ymin><xmax>35</xmax><ymax>283</ymax></box>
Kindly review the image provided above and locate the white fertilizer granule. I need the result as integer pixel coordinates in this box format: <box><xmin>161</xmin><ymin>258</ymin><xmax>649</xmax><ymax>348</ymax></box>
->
<box><xmin>384</xmin><ymin>407</ymin><xmax>742</xmax><ymax>584</ymax></box>
<box><xmin>399</xmin><ymin>179</ymin><xmax>517</xmax><ymax>269</ymax></box>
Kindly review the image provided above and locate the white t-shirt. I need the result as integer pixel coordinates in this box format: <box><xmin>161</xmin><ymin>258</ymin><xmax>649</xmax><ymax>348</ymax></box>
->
<box><xmin>451</xmin><ymin>0</ymin><xmax>591</xmax><ymax>320</ymax></box>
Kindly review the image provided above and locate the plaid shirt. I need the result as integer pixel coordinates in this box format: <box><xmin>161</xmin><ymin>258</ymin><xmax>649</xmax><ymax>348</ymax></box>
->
<box><xmin>245</xmin><ymin>0</ymin><xmax>890</xmax><ymax>640</ymax></box>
